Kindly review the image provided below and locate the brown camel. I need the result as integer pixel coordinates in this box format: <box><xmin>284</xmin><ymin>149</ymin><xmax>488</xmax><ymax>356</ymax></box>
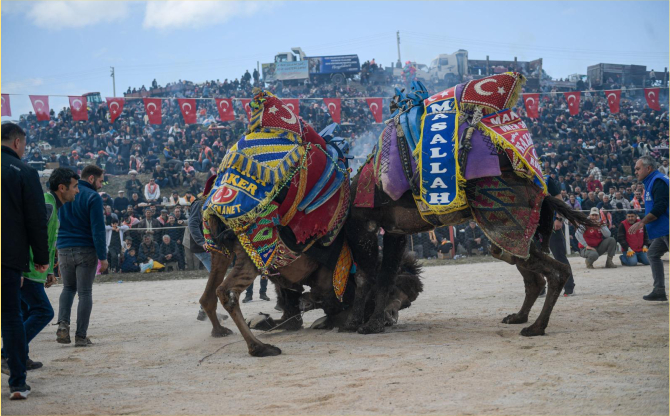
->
<box><xmin>198</xmin><ymin>215</ymin><xmax>425</xmax><ymax>356</ymax></box>
<box><xmin>343</xmin><ymin>153</ymin><xmax>595</xmax><ymax>337</ymax></box>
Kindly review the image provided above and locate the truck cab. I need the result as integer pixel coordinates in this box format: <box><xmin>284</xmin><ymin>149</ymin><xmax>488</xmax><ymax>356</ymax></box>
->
<box><xmin>274</xmin><ymin>47</ymin><xmax>306</xmax><ymax>63</ymax></box>
<box><xmin>428</xmin><ymin>50</ymin><xmax>468</xmax><ymax>84</ymax></box>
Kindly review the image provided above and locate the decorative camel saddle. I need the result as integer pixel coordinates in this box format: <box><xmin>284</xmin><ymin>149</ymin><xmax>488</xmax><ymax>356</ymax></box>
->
<box><xmin>354</xmin><ymin>73</ymin><xmax>548</xmax><ymax>258</ymax></box>
<box><xmin>203</xmin><ymin>90</ymin><xmax>353</xmax><ymax>298</ymax></box>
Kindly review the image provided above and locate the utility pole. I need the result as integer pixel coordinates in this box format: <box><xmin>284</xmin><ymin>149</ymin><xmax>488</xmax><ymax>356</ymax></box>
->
<box><xmin>110</xmin><ymin>67</ymin><xmax>116</xmax><ymax>97</ymax></box>
<box><xmin>396</xmin><ymin>31</ymin><xmax>402</xmax><ymax>68</ymax></box>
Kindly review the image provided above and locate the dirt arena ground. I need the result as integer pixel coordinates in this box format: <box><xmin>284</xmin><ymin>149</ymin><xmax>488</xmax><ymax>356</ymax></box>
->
<box><xmin>2</xmin><ymin>256</ymin><xmax>668</xmax><ymax>415</ymax></box>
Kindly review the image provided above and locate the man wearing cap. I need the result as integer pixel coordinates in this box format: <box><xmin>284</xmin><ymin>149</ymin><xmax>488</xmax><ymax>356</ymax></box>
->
<box><xmin>113</xmin><ymin>190</ymin><xmax>130</xmax><ymax>216</ymax></box>
<box><xmin>576</xmin><ymin>207</ymin><xmax>618</xmax><ymax>269</ymax></box>
<box><xmin>628</xmin><ymin>155</ymin><xmax>669</xmax><ymax>301</ymax></box>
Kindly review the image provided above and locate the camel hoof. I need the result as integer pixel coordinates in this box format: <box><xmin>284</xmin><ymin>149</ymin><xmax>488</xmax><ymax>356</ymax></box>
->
<box><xmin>310</xmin><ymin>316</ymin><xmax>334</xmax><ymax>330</ymax></box>
<box><xmin>276</xmin><ymin>316</ymin><xmax>303</xmax><ymax>331</ymax></box>
<box><xmin>502</xmin><ymin>314</ymin><xmax>529</xmax><ymax>324</ymax></box>
<box><xmin>211</xmin><ymin>326</ymin><xmax>234</xmax><ymax>338</ymax></box>
<box><xmin>357</xmin><ymin>320</ymin><xmax>386</xmax><ymax>335</ymax></box>
<box><xmin>520</xmin><ymin>326</ymin><xmax>545</xmax><ymax>337</ymax></box>
<box><xmin>249</xmin><ymin>343</ymin><xmax>282</xmax><ymax>357</ymax></box>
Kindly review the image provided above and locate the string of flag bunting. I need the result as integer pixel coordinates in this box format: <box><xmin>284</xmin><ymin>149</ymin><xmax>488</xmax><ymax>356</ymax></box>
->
<box><xmin>521</xmin><ymin>87</ymin><xmax>668</xmax><ymax>119</ymax></box>
<box><xmin>0</xmin><ymin>93</ymin><xmax>386</xmax><ymax>126</ymax></box>
<box><xmin>1</xmin><ymin>86</ymin><xmax>666</xmax><ymax>126</ymax></box>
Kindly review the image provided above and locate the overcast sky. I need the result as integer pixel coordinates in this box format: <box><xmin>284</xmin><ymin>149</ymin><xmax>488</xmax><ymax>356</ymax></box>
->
<box><xmin>2</xmin><ymin>1</ymin><xmax>668</xmax><ymax>119</ymax></box>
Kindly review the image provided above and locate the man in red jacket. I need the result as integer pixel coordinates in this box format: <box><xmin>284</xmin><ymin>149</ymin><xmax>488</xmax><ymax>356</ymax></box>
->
<box><xmin>576</xmin><ymin>207</ymin><xmax>618</xmax><ymax>269</ymax></box>
<box><xmin>617</xmin><ymin>211</ymin><xmax>651</xmax><ymax>266</ymax></box>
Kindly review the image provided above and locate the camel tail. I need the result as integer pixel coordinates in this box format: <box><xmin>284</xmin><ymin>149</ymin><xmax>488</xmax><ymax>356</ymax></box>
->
<box><xmin>543</xmin><ymin>195</ymin><xmax>599</xmax><ymax>229</ymax></box>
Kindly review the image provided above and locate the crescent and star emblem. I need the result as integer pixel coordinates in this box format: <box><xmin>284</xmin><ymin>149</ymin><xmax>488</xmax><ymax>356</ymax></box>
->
<box><xmin>607</xmin><ymin>93</ymin><xmax>617</xmax><ymax>102</ymax></box>
<box><xmin>370</xmin><ymin>102</ymin><xmax>379</xmax><ymax>113</ymax></box>
<box><xmin>182</xmin><ymin>102</ymin><xmax>192</xmax><ymax>113</ymax></box>
<box><xmin>473</xmin><ymin>79</ymin><xmax>497</xmax><ymax>96</ymax></box>
<box><xmin>34</xmin><ymin>99</ymin><xmax>45</xmax><ymax>112</ymax></box>
<box><xmin>110</xmin><ymin>101</ymin><xmax>120</xmax><ymax>113</ymax></box>
<box><xmin>286</xmin><ymin>103</ymin><xmax>295</xmax><ymax>111</ymax></box>
<box><xmin>73</xmin><ymin>99</ymin><xmax>82</xmax><ymax>109</ymax></box>
<box><xmin>213</xmin><ymin>186</ymin><xmax>237</xmax><ymax>204</ymax></box>
<box><xmin>525</xmin><ymin>97</ymin><xmax>535</xmax><ymax>106</ymax></box>
<box><xmin>327</xmin><ymin>103</ymin><xmax>337</xmax><ymax>112</ymax></box>
<box><xmin>268</xmin><ymin>105</ymin><xmax>297</xmax><ymax>124</ymax></box>
<box><xmin>147</xmin><ymin>103</ymin><xmax>157</xmax><ymax>114</ymax></box>
<box><xmin>648</xmin><ymin>91</ymin><xmax>656</xmax><ymax>99</ymax></box>
<box><xmin>219</xmin><ymin>100</ymin><xmax>229</xmax><ymax>111</ymax></box>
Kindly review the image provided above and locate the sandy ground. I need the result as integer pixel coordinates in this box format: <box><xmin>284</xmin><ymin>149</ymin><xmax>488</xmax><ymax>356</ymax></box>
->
<box><xmin>2</xmin><ymin>256</ymin><xmax>668</xmax><ymax>415</ymax></box>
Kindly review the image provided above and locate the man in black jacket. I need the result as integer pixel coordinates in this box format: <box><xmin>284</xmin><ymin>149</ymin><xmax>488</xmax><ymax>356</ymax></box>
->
<box><xmin>464</xmin><ymin>220</ymin><xmax>488</xmax><ymax>255</ymax></box>
<box><xmin>1</xmin><ymin>123</ymin><xmax>49</xmax><ymax>400</ymax></box>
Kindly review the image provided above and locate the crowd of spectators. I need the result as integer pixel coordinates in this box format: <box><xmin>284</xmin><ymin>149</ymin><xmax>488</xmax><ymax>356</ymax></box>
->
<box><xmin>12</xmin><ymin>63</ymin><xmax>669</xmax><ymax>265</ymax></box>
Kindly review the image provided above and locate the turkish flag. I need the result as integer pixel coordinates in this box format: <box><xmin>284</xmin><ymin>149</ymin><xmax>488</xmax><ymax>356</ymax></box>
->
<box><xmin>240</xmin><ymin>99</ymin><xmax>252</xmax><ymax>120</ymax></box>
<box><xmin>366</xmin><ymin>97</ymin><xmax>383</xmax><ymax>123</ymax></box>
<box><xmin>1</xmin><ymin>94</ymin><xmax>11</xmax><ymax>117</ymax></box>
<box><xmin>645</xmin><ymin>88</ymin><xmax>661</xmax><ymax>111</ymax></box>
<box><xmin>69</xmin><ymin>96</ymin><xmax>88</xmax><ymax>121</ymax></box>
<box><xmin>605</xmin><ymin>90</ymin><xmax>621</xmax><ymax>114</ymax></box>
<box><xmin>282</xmin><ymin>99</ymin><xmax>300</xmax><ymax>118</ymax></box>
<box><xmin>143</xmin><ymin>98</ymin><xmax>162</xmax><ymax>125</ymax></box>
<box><xmin>323</xmin><ymin>98</ymin><xmax>341</xmax><ymax>123</ymax></box>
<box><xmin>29</xmin><ymin>95</ymin><xmax>50</xmax><ymax>121</ymax></box>
<box><xmin>178</xmin><ymin>98</ymin><xmax>197</xmax><ymax>124</ymax></box>
<box><xmin>523</xmin><ymin>93</ymin><xmax>540</xmax><ymax>119</ymax></box>
<box><xmin>215</xmin><ymin>98</ymin><xmax>235</xmax><ymax>121</ymax></box>
<box><xmin>563</xmin><ymin>91</ymin><xmax>581</xmax><ymax>116</ymax></box>
<box><xmin>105</xmin><ymin>98</ymin><xmax>125</xmax><ymax>123</ymax></box>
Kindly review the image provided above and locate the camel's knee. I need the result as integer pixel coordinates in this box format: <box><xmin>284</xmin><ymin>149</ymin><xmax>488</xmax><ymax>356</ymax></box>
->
<box><xmin>216</xmin><ymin>286</ymin><xmax>238</xmax><ymax>309</ymax></box>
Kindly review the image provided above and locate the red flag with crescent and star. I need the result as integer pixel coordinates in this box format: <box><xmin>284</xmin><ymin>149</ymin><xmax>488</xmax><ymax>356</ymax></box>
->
<box><xmin>143</xmin><ymin>98</ymin><xmax>162</xmax><ymax>125</ymax></box>
<box><xmin>257</xmin><ymin>94</ymin><xmax>303</xmax><ymax>136</ymax></box>
<box><xmin>240</xmin><ymin>99</ymin><xmax>252</xmax><ymax>120</ymax></box>
<box><xmin>215</xmin><ymin>98</ymin><xmax>235</xmax><ymax>121</ymax></box>
<box><xmin>69</xmin><ymin>96</ymin><xmax>88</xmax><ymax>121</ymax></box>
<box><xmin>645</xmin><ymin>88</ymin><xmax>661</xmax><ymax>111</ymax></box>
<box><xmin>29</xmin><ymin>95</ymin><xmax>50</xmax><ymax>121</ymax></box>
<box><xmin>1</xmin><ymin>94</ymin><xmax>11</xmax><ymax>117</ymax></box>
<box><xmin>523</xmin><ymin>93</ymin><xmax>540</xmax><ymax>119</ymax></box>
<box><xmin>282</xmin><ymin>99</ymin><xmax>300</xmax><ymax>118</ymax></box>
<box><xmin>178</xmin><ymin>98</ymin><xmax>197</xmax><ymax>124</ymax></box>
<box><xmin>323</xmin><ymin>98</ymin><xmax>341</xmax><ymax>123</ymax></box>
<box><xmin>366</xmin><ymin>97</ymin><xmax>383</xmax><ymax>123</ymax></box>
<box><xmin>563</xmin><ymin>91</ymin><xmax>581</xmax><ymax>116</ymax></box>
<box><xmin>605</xmin><ymin>90</ymin><xmax>621</xmax><ymax>114</ymax></box>
<box><xmin>105</xmin><ymin>97</ymin><xmax>125</xmax><ymax>123</ymax></box>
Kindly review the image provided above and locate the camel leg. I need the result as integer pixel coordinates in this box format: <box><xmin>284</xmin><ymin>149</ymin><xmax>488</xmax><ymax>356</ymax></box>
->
<box><xmin>273</xmin><ymin>286</ymin><xmax>303</xmax><ymax>331</ymax></box>
<box><xmin>199</xmin><ymin>251</ymin><xmax>234</xmax><ymax>338</ymax></box>
<box><xmin>341</xmin><ymin>219</ymin><xmax>379</xmax><ymax>332</ymax></box>
<box><xmin>216</xmin><ymin>256</ymin><xmax>282</xmax><ymax>357</ymax></box>
<box><xmin>358</xmin><ymin>234</ymin><xmax>407</xmax><ymax>334</ymax></box>
<box><xmin>501</xmin><ymin>266</ymin><xmax>545</xmax><ymax>325</ymax></box>
<box><xmin>514</xmin><ymin>244</ymin><xmax>570</xmax><ymax>336</ymax></box>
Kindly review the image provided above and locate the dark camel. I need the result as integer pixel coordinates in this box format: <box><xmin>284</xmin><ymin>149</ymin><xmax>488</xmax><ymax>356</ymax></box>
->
<box><xmin>343</xmin><ymin>153</ymin><xmax>595</xmax><ymax>337</ymax></box>
<box><xmin>198</xmin><ymin>215</ymin><xmax>424</xmax><ymax>357</ymax></box>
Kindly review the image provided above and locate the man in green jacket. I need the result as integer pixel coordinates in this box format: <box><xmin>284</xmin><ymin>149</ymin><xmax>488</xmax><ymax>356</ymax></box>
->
<box><xmin>2</xmin><ymin>168</ymin><xmax>79</xmax><ymax>373</ymax></box>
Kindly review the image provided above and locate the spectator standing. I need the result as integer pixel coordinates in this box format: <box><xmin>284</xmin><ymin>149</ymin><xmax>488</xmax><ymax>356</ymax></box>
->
<box><xmin>2</xmin><ymin>169</ymin><xmax>80</xmax><ymax>372</ymax></box>
<box><xmin>106</xmin><ymin>219</ymin><xmax>129</xmax><ymax>273</ymax></box>
<box><xmin>56</xmin><ymin>164</ymin><xmax>109</xmax><ymax>347</ymax></box>
<box><xmin>1</xmin><ymin>123</ymin><xmax>50</xmax><ymax>399</ymax></box>
<box><xmin>628</xmin><ymin>156</ymin><xmax>669</xmax><ymax>301</ymax></box>
<box><xmin>550</xmin><ymin>214</ymin><xmax>577</xmax><ymax>296</ymax></box>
